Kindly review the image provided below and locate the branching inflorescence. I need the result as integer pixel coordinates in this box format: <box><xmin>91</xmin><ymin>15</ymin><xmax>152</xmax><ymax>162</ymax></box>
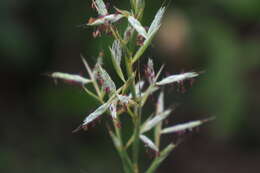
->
<box><xmin>49</xmin><ymin>0</ymin><xmax>213</xmax><ymax>172</ymax></box>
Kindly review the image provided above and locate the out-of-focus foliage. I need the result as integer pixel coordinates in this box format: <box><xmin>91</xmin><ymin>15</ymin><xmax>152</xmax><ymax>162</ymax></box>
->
<box><xmin>1</xmin><ymin>0</ymin><xmax>260</xmax><ymax>173</ymax></box>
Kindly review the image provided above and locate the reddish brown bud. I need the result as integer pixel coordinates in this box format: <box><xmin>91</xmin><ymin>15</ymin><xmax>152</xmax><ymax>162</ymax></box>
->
<box><xmin>104</xmin><ymin>87</ymin><xmax>110</xmax><ymax>93</ymax></box>
<box><xmin>93</xmin><ymin>30</ymin><xmax>101</xmax><ymax>38</ymax></box>
<box><xmin>137</xmin><ymin>35</ymin><xmax>145</xmax><ymax>46</ymax></box>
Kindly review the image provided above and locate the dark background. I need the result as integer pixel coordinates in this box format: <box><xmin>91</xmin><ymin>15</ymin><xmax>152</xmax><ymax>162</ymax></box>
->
<box><xmin>1</xmin><ymin>0</ymin><xmax>260</xmax><ymax>172</ymax></box>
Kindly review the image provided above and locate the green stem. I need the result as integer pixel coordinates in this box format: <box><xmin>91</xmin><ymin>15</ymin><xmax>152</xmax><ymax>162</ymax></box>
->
<box><xmin>124</xmin><ymin>52</ymin><xmax>140</xmax><ymax>173</ymax></box>
<box><xmin>113</xmin><ymin>119</ymin><xmax>133</xmax><ymax>173</ymax></box>
<box><xmin>82</xmin><ymin>86</ymin><xmax>103</xmax><ymax>103</ymax></box>
<box><xmin>125</xmin><ymin>56</ymin><xmax>136</xmax><ymax>98</ymax></box>
<box><xmin>132</xmin><ymin>108</ymin><xmax>141</xmax><ymax>173</ymax></box>
<box><xmin>125</xmin><ymin>56</ymin><xmax>141</xmax><ymax>173</ymax></box>
<box><xmin>92</xmin><ymin>83</ymin><xmax>133</xmax><ymax>173</ymax></box>
<box><xmin>109</xmin><ymin>25</ymin><xmax>132</xmax><ymax>58</ymax></box>
<box><xmin>154</xmin><ymin>123</ymin><xmax>162</xmax><ymax>149</ymax></box>
<box><xmin>145</xmin><ymin>144</ymin><xmax>175</xmax><ymax>173</ymax></box>
<box><xmin>110</xmin><ymin>4</ymin><xmax>146</xmax><ymax>171</ymax></box>
<box><xmin>81</xmin><ymin>55</ymin><xmax>102</xmax><ymax>99</ymax></box>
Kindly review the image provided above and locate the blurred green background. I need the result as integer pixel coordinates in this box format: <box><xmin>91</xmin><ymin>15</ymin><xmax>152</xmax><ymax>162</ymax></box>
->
<box><xmin>1</xmin><ymin>0</ymin><xmax>260</xmax><ymax>172</ymax></box>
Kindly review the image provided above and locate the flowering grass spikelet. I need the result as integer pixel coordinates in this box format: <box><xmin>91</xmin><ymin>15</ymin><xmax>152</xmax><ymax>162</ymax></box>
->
<box><xmin>156</xmin><ymin>72</ymin><xmax>199</xmax><ymax>86</ymax></box>
<box><xmin>87</xmin><ymin>14</ymin><xmax>124</xmax><ymax>26</ymax></box>
<box><xmin>83</xmin><ymin>102</ymin><xmax>110</xmax><ymax>126</ymax></box>
<box><xmin>128</xmin><ymin>16</ymin><xmax>147</xmax><ymax>39</ymax></box>
<box><xmin>129</xmin><ymin>80</ymin><xmax>145</xmax><ymax>98</ymax></box>
<box><xmin>145</xmin><ymin>58</ymin><xmax>155</xmax><ymax>84</ymax></box>
<box><xmin>140</xmin><ymin>134</ymin><xmax>159</xmax><ymax>152</ymax></box>
<box><xmin>109</xmin><ymin>100</ymin><xmax>118</xmax><ymax>119</ymax></box>
<box><xmin>95</xmin><ymin>64</ymin><xmax>116</xmax><ymax>93</ymax></box>
<box><xmin>93</xmin><ymin>0</ymin><xmax>108</xmax><ymax>16</ymax></box>
<box><xmin>49</xmin><ymin>1</ymin><xmax>213</xmax><ymax>173</ymax></box>
<box><xmin>161</xmin><ymin>118</ymin><xmax>214</xmax><ymax>134</ymax></box>
<box><xmin>50</xmin><ymin>72</ymin><xmax>91</xmax><ymax>85</ymax></box>
<box><xmin>141</xmin><ymin>109</ymin><xmax>172</xmax><ymax>133</ymax></box>
<box><xmin>124</xmin><ymin>25</ymin><xmax>134</xmax><ymax>42</ymax></box>
<box><xmin>117</xmin><ymin>94</ymin><xmax>132</xmax><ymax>105</ymax></box>
<box><xmin>110</xmin><ymin>40</ymin><xmax>125</xmax><ymax>82</ymax></box>
<box><xmin>147</xmin><ymin>7</ymin><xmax>165</xmax><ymax>37</ymax></box>
<box><xmin>156</xmin><ymin>91</ymin><xmax>164</xmax><ymax>114</ymax></box>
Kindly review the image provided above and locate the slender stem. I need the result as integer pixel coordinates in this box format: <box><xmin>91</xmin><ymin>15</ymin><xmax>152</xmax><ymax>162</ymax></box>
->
<box><xmin>124</xmin><ymin>3</ymin><xmax>146</xmax><ymax>170</ymax></box>
<box><xmin>92</xmin><ymin>81</ymin><xmax>133</xmax><ymax>173</ymax></box>
<box><xmin>132</xmin><ymin>108</ymin><xmax>141</xmax><ymax>173</ymax></box>
<box><xmin>154</xmin><ymin>123</ymin><xmax>162</xmax><ymax>149</ymax></box>
<box><xmin>145</xmin><ymin>144</ymin><xmax>175</xmax><ymax>173</ymax></box>
<box><xmin>123</xmin><ymin>48</ymin><xmax>141</xmax><ymax>173</ymax></box>
<box><xmin>110</xmin><ymin>5</ymin><xmax>146</xmax><ymax>171</ymax></box>
<box><xmin>109</xmin><ymin>25</ymin><xmax>132</xmax><ymax>58</ymax></box>
<box><xmin>82</xmin><ymin>86</ymin><xmax>103</xmax><ymax>103</ymax></box>
<box><xmin>110</xmin><ymin>23</ymin><xmax>138</xmax><ymax>172</ymax></box>
<box><xmin>124</xmin><ymin>50</ymin><xmax>142</xmax><ymax>173</ymax></box>
<box><xmin>130</xmin><ymin>0</ymin><xmax>138</xmax><ymax>15</ymax></box>
<box><xmin>112</xmin><ymin>119</ymin><xmax>133</xmax><ymax>173</ymax></box>
<box><xmin>81</xmin><ymin>55</ymin><xmax>103</xmax><ymax>98</ymax></box>
<box><xmin>125</xmin><ymin>56</ymin><xmax>136</xmax><ymax>98</ymax></box>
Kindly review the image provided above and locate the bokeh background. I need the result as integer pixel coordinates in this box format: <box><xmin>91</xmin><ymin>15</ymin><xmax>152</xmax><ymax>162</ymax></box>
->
<box><xmin>1</xmin><ymin>0</ymin><xmax>260</xmax><ymax>172</ymax></box>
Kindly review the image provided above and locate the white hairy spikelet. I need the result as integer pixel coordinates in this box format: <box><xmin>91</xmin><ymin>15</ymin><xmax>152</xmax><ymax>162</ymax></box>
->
<box><xmin>140</xmin><ymin>134</ymin><xmax>159</xmax><ymax>152</ymax></box>
<box><xmin>156</xmin><ymin>72</ymin><xmax>199</xmax><ymax>86</ymax></box>
<box><xmin>128</xmin><ymin>16</ymin><xmax>147</xmax><ymax>39</ymax></box>
<box><xmin>51</xmin><ymin>72</ymin><xmax>91</xmax><ymax>84</ymax></box>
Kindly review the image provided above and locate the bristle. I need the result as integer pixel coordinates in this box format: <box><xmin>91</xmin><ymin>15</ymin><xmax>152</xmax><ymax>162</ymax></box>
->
<box><xmin>72</xmin><ymin>125</ymin><xmax>83</xmax><ymax>133</ymax></box>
